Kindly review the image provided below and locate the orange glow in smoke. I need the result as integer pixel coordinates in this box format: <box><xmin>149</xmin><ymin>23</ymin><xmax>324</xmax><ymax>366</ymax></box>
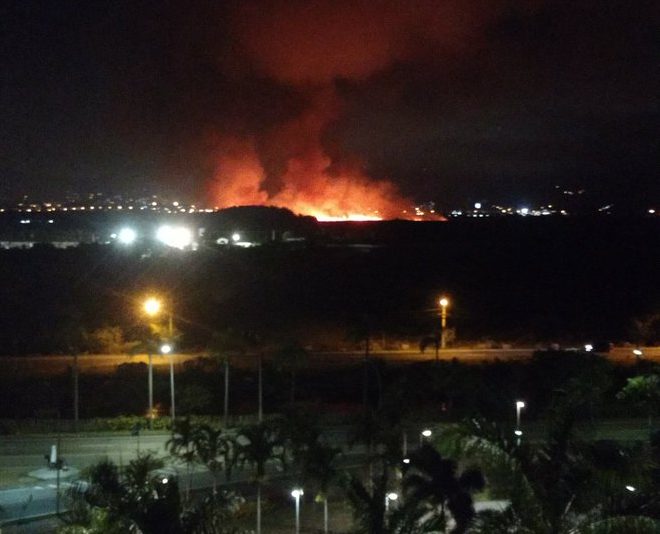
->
<box><xmin>207</xmin><ymin>92</ymin><xmax>425</xmax><ymax>222</ymax></box>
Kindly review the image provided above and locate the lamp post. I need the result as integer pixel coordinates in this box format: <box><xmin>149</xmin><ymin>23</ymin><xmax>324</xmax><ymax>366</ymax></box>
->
<box><xmin>291</xmin><ymin>488</ymin><xmax>304</xmax><ymax>534</ymax></box>
<box><xmin>385</xmin><ymin>492</ymin><xmax>398</xmax><ymax>514</ymax></box>
<box><xmin>420</xmin><ymin>428</ymin><xmax>432</xmax><ymax>446</ymax></box>
<box><xmin>161</xmin><ymin>343</ymin><xmax>175</xmax><ymax>421</ymax></box>
<box><xmin>143</xmin><ymin>298</ymin><xmax>161</xmax><ymax>429</ymax></box>
<box><xmin>144</xmin><ymin>296</ymin><xmax>176</xmax><ymax>427</ymax></box>
<box><xmin>439</xmin><ymin>297</ymin><xmax>449</xmax><ymax>349</ymax></box>
<box><xmin>515</xmin><ymin>400</ymin><xmax>525</xmax><ymax>437</ymax></box>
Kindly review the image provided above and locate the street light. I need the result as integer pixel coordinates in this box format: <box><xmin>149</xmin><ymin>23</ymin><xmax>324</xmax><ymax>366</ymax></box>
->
<box><xmin>439</xmin><ymin>297</ymin><xmax>449</xmax><ymax>349</ymax></box>
<box><xmin>144</xmin><ymin>297</ymin><xmax>161</xmax><ymax>317</ymax></box>
<box><xmin>143</xmin><ymin>296</ymin><xmax>176</xmax><ymax>427</ymax></box>
<box><xmin>420</xmin><ymin>428</ymin><xmax>432</xmax><ymax>446</ymax></box>
<box><xmin>291</xmin><ymin>488</ymin><xmax>304</xmax><ymax>534</ymax></box>
<box><xmin>385</xmin><ymin>492</ymin><xmax>398</xmax><ymax>513</ymax></box>
<box><xmin>515</xmin><ymin>400</ymin><xmax>525</xmax><ymax>437</ymax></box>
<box><xmin>161</xmin><ymin>343</ymin><xmax>176</xmax><ymax>421</ymax></box>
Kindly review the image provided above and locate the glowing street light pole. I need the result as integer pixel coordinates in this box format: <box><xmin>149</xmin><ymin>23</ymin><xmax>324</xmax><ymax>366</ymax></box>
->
<box><xmin>161</xmin><ymin>343</ymin><xmax>175</xmax><ymax>421</ymax></box>
<box><xmin>143</xmin><ymin>298</ymin><xmax>161</xmax><ymax>429</ymax></box>
<box><xmin>291</xmin><ymin>488</ymin><xmax>304</xmax><ymax>534</ymax></box>
<box><xmin>439</xmin><ymin>297</ymin><xmax>449</xmax><ymax>349</ymax></box>
<box><xmin>515</xmin><ymin>400</ymin><xmax>525</xmax><ymax>437</ymax></box>
<box><xmin>420</xmin><ymin>428</ymin><xmax>432</xmax><ymax>446</ymax></box>
<box><xmin>385</xmin><ymin>492</ymin><xmax>398</xmax><ymax>513</ymax></box>
<box><xmin>143</xmin><ymin>296</ymin><xmax>176</xmax><ymax>426</ymax></box>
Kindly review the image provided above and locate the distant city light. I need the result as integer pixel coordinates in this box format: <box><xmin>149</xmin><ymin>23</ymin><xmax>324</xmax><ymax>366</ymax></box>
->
<box><xmin>516</xmin><ymin>401</ymin><xmax>525</xmax><ymax>409</ymax></box>
<box><xmin>232</xmin><ymin>232</ymin><xmax>241</xmax><ymax>242</ymax></box>
<box><xmin>625</xmin><ymin>485</ymin><xmax>636</xmax><ymax>492</ymax></box>
<box><xmin>156</xmin><ymin>225</ymin><xmax>193</xmax><ymax>249</ymax></box>
<box><xmin>633</xmin><ymin>349</ymin><xmax>643</xmax><ymax>357</ymax></box>
<box><xmin>421</xmin><ymin>429</ymin><xmax>432</xmax><ymax>437</ymax></box>
<box><xmin>584</xmin><ymin>344</ymin><xmax>593</xmax><ymax>352</ymax></box>
<box><xmin>117</xmin><ymin>227</ymin><xmax>137</xmax><ymax>245</ymax></box>
<box><xmin>519</xmin><ymin>207</ymin><xmax>529</xmax><ymax>216</ymax></box>
<box><xmin>514</xmin><ymin>429</ymin><xmax>523</xmax><ymax>436</ymax></box>
<box><xmin>160</xmin><ymin>343</ymin><xmax>172</xmax><ymax>354</ymax></box>
<box><xmin>474</xmin><ymin>202</ymin><xmax>482</xmax><ymax>209</ymax></box>
<box><xmin>403</xmin><ymin>458</ymin><xmax>410</xmax><ymax>464</ymax></box>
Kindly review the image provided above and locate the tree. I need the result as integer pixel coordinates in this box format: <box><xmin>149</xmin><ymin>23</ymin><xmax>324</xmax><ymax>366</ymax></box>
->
<box><xmin>301</xmin><ymin>441</ymin><xmax>342</xmax><ymax>534</ymax></box>
<box><xmin>53</xmin><ymin>314</ymin><xmax>89</xmax><ymax>431</ymax></box>
<box><xmin>209</xmin><ymin>328</ymin><xmax>267</xmax><ymax>424</ymax></box>
<box><xmin>345</xmin><ymin>466</ymin><xmax>388</xmax><ymax>534</ymax></box>
<box><xmin>193</xmin><ymin>424</ymin><xmax>232</xmax><ymax>494</ymax></box>
<box><xmin>272</xmin><ymin>341</ymin><xmax>309</xmax><ymax>404</ymax></box>
<box><xmin>66</xmin><ymin>454</ymin><xmax>183</xmax><ymax>534</ymax></box>
<box><xmin>208</xmin><ymin>329</ymin><xmax>244</xmax><ymax>427</ymax></box>
<box><xmin>167</xmin><ymin>418</ymin><xmax>197</xmax><ymax>500</ymax></box>
<box><xmin>62</xmin><ymin>455</ymin><xmax>249</xmax><ymax>534</ymax></box>
<box><xmin>237</xmin><ymin>421</ymin><xmax>286</xmax><ymax>534</ymax></box>
<box><xmin>617</xmin><ymin>375</ymin><xmax>660</xmax><ymax>428</ymax></box>
<box><xmin>403</xmin><ymin>444</ymin><xmax>484</xmax><ymax>534</ymax></box>
<box><xmin>439</xmin><ymin>418</ymin><xmax>660</xmax><ymax>533</ymax></box>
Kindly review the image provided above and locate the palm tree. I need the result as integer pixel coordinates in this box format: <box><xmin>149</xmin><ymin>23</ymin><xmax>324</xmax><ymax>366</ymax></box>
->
<box><xmin>72</xmin><ymin>454</ymin><xmax>181</xmax><ymax>533</ymax></box>
<box><xmin>237</xmin><ymin>421</ymin><xmax>286</xmax><ymax>534</ymax></box>
<box><xmin>54</xmin><ymin>313</ymin><xmax>88</xmax><ymax>431</ymax></box>
<box><xmin>272</xmin><ymin>341</ymin><xmax>309</xmax><ymax>404</ymax></box>
<box><xmin>301</xmin><ymin>441</ymin><xmax>342</xmax><ymax>534</ymax></box>
<box><xmin>439</xmin><ymin>418</ymin><xmax>660</xmax><ymax>533</ymax></box>
<box><xmin>402</xmin><ymin>443</ymin><xmax>485</xmax><ymax>533</ymax></box>
<box><xmin>345</xmin><ymin>463</ymin><xmax>390</xmax><ymax>534</ymax></box>
<box><xmin>167</xmin><ymin>417</ymin><xmax>197</xmax><ymax>500</ymax></box>
<box><xmin>208</xmin><ymin>328</ymin><xmax>248</xmax><ymax>427</ymax></box>
<box><xmin>193</xmin><ymin>424</ymin><xmax>231</xmax><ymax>494</ymax></box>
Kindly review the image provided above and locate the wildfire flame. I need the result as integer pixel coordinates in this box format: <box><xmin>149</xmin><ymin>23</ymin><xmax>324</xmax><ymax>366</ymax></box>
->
<box><xmin>208</xmin><ymin>91</ymin><xmax>417</xmax><ymax>221</ymax></box>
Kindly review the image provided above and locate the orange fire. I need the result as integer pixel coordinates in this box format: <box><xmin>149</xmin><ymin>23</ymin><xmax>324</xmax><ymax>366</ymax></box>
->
<box><xmin>208</xmin><ymin>142</ymin><xmax>411</xmax><ymax>221</ymax></box>
<box><xmin>207</xmin><ymin>91</ymin><xmax>417</xmax><ymax>221</ymax></box>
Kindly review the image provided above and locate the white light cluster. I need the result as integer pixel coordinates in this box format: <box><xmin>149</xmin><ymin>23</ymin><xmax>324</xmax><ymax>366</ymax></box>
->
<box><xmin>156</xmin><ymin>225</ymin><xmax>193</xmax><ymax>249</ymax></box>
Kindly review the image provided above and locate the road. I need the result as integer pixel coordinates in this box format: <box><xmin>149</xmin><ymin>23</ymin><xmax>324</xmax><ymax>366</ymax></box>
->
<box><xmin>2</xmin><ymin>346</ymin><xmax>658</xmax><ymax>376</ymax></box>
<box><xmin>0</xmin><ymin>428</ymin><xmax>360</xmax><ymax>525</ymax></box>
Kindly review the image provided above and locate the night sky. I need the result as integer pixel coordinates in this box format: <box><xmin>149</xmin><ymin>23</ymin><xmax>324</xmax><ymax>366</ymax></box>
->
<box><xmin>2</xmin><ymin>0</ymin><xmax>658</xmax><ymax>212</ymax></box>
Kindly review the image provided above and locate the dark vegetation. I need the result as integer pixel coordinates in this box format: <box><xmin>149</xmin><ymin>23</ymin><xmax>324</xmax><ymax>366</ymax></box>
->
<box><xmin>0</xmin><ymin>351</ymin><xmax>657</xmax><ymax>424</ymax></box>
<box><xmin>0</xmin><ymin>217</ymin><xmax>658</xmax><ymax>356</ymax></box>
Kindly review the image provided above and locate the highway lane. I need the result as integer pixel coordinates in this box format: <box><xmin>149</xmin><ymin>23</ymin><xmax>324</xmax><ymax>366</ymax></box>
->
<box><xmin>2</xmin><ymin>346</ymin><xmax>657</xmax><ymax>376</ymax></box>
<box><xmin>0</xmin><ymin>428</ymin><xmax>364</xmax><ymax>525</ymax></box>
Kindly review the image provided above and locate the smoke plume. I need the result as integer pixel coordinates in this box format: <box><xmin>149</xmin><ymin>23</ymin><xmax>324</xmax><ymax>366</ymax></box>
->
<box><xmin>209</xmin><ymin>0</ymin><xmax>509</xmax><ymax>219</ymax></box>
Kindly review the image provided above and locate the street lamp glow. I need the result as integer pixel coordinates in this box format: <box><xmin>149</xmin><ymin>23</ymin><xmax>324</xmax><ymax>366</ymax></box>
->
<box><xmin>385</xmin><ymin>492</ymin><xmax>398</xmax><ymax>513</ymax></box>
<box><xmin>515</xmin><ymin>400</ymin><xmax>526</xmax><ymax>439</ymax></box>
<box><xmin>117</xmin><ymin>227</ymin><xmax>137</xmax><ymax>244</ymax></box>
<box><xmin>625</xmin><ymin>485</ymin><xmax>636</xmax><ymax>492</ymax></box>
<box><xmin>633</xmin><ymin>349</ymin><xmax>643</xmax><ymax>357</ymax></box>
<box><xmin>160</xmin><ymin>343</ymin><xmax>172</xmax><ymax>354</ymax></box>
<box><xmin>232</xmin><ymin>232</ymin><xmax>241</xmax><ymax>242</ymax></box>
<box><xmin>144</xmin><ymin>297</ymin><xmax>162</xmax><ymax>316</ymax></box>
<box><xmin>156</xmin><ymin>225</ymin><xmax>193</xmax><ymax>249</ymax></box>
<box><xmin>291</xmin><ymin>488</ymin><xmax>304</xmax><ymax>534</ymax></box>
<box><xmin>421</xmin><ymin>429</ymin><xmax>432</xmax><ymax>437</ymax></box>
<box><xmin>403</xmin><ymin>458</ymin><xmax>410</xmax><ymax>464</ymax></box>
<box><xmin>439</xmin><ymin>297</ymin><xmax>449</xmax><ymax>308</ymax></box>
<box><xmin>584</xmin><ymin>344</ymin><xmax>593</xmax><ymax>352</ymax></box>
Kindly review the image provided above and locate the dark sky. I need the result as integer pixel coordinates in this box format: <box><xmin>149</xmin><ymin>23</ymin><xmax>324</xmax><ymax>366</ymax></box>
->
<box><xmin>1</xmin><ymin>0</ymin><xmax>658</xmax><ymax>211</ymax></box>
